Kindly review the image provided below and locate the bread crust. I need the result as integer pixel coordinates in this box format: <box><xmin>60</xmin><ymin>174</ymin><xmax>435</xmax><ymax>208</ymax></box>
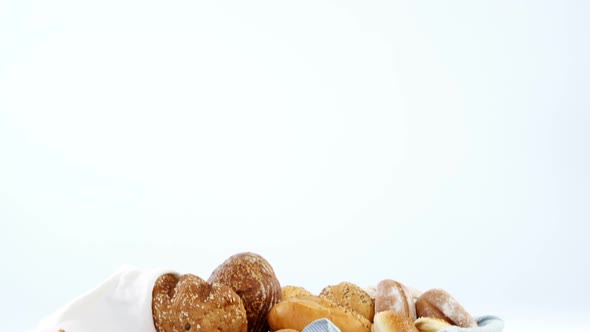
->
<box><xmin>415</xmin><ymin>289</ymin><xmax>476</xmax><ymax>328</ymax></box>
<box><xmin>268</xmin><ymin>295</ymin><xmax>372</xmax><ymax>332</ymax></box>
<box><xmin>372</xmin><ymin>311</ymin><xmax>418</xmax><ymax>332</ymax></box>
<box><xmin>208</xmin><ymin>252</ymin><xmax>282</xmax><ymax>332</ymax></box>
<box><xmin>413</xmin><ymin>317</ymin><xmax>451</xmax><ymax>332</ymax></box>
<box><xmin>320</xmin><ymin>282</ymin><xmax>375</xmax><ymax>322</ymax></box>
<box><xmin>152</xmin><ymin>273</ymin><xmax>247</xmax><ymax>332</ymax></box>
<box><xmin>375</xmin><ymin>279</ymin><xmax>416</xmax><ymax>320</ymax></box>
<box><xmin>282</xmin><ymin>285</ymin><xmax>313</xmax><ymax>300</ymax></box>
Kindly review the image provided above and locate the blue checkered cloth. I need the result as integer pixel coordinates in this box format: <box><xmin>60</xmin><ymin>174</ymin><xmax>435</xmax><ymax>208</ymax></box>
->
<box><xmin>301</xmin><ymin>316</ymin><xmax>504</xmax><ymax>332</ymax></box>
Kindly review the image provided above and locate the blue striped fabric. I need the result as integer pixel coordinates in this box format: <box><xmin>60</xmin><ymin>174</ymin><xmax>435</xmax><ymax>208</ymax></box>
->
<box><xmin>439</xmin><ymin>316</ymin><xmax>504</xmax><ymax>332</ymax></box>
<box><xmin>302</xmin><ymin>318</ymin><xmax>342</xmax><ymax>332</ymax></box>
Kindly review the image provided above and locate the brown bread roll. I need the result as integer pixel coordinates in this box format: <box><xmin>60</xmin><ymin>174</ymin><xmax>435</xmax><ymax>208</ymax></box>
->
<box><xmin>208</xmin><ymin>252</ymin><xmax>282</xmax><ymax>332</ymax></box>
<box><xmin>372</xmin><ymin>311</ymin><xmax>418</xmax><ymax>332</ymax></box>
<box><xmin>375</xmin><ymin>279</ymin><xmax>416</xmax><ymax>320</ymax></box>
<box><xmin>415</xmin><ymin>289</ymin><xmax>477</xmax><ymax>328</ymax></box>
<box><xmin>152</xmin><ymin>273</ymin><xmax>247</xmax><ymax>332</ymax></box>
<box><xmin>268</xmin><ymin>295</ymin><xmax>372</xmax><ymax>332</ymax></box>
<box><xmin>320</xmin><ymin>282</ymin><xmax>375</xmax><ymax>322</ymax></box>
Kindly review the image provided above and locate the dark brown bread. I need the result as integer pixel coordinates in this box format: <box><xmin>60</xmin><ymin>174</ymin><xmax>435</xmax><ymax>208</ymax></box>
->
<box><xmin>415</xmin><ymin>289</ymin><xmax>477</xmax><ymax>328</ymax></box>
<box><xmin>208</xmin><ymin>252</ymin><xmax>282</xmax><ymax>332</ymax></box>
<box><xmin>152</xmin><ymin>273</ymin><xmax>247</xmax><ymax>332</ymax></box>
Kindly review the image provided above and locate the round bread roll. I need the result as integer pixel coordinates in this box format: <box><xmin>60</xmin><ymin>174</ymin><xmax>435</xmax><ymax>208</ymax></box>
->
<box><xmin>413</xmin><ymin>317</ymin><xmax>451</xmax><ymax>332</ymax></box>
<box><xmin>375</xmin><ymin>279</ymin><xmax>416</xmax><ymax>320</ymax></box>
<box><xmin>415</xmin><ymin>289</ymin><xmax>477</xmax><ymax>328</ymax></box>
<box><xmin>373</xmin><ymin>311</ymin><xmax>418</xmax><ymax>332</ymax></box>
<box><xmin>152</xmin><ymin>273</ymin><xmax>247</xmax><ymax>332</ymax></box>
<box><xmin>268</xmin><ymin>295</ymin><xmax>372</xmax><ymax>332</ymax></box>
<box><xmin>282</xmin><ymin>285</ymin><xmax>313</xmax><ymax>300</ymax></box>
<box><xmin>320</xmin><ymin>282</ymin><xmax>375</xmax><ymax>322</ymax></box>
<box><xmin>208</xmin><ymin>252</ymin><xmax>282</xmax><ymax>332</ymax></box>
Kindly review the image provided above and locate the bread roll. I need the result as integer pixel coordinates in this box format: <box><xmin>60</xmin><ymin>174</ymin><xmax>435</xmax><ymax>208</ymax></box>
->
<box><xmin>413</xmin><ymin>317</ymin><xmax>451</xmax><ymax>332</ymax></box>
<box><xmin>282</xmin><ymin>285</ymin><xmax>313</xmax><ymax>300</ymax></box>
<box><xmin>208</xmin><ymin>252</ymin><xmax>282</xmax><ymax>332</ymax></box>
<box><xmin>268</xmin><ymin>295</ymin><xmax>372</xmax><ymax>332</ymax></box>
<box><xmin>415</xmin><ymin>289</ymin><xmax>477</xmax><ymax>328</ymax></box>
<box><xmin>375</xmin><ymin>280</ymin><xmax>416</xmax><ymax>320</ymax></box>
<box><xmin>320</xmin><ymin>282</ymin><xmax>375</xmax><ymax>322</ymax></box>
<box><xmin>372</xmin><ymin>311</ymin><xmax>418</xmax><ymax>332</ymax></box>
<box><xmin>152</xmin><ymin>273</ymin><xmax>247</xmax><ymax>332</ymax></box>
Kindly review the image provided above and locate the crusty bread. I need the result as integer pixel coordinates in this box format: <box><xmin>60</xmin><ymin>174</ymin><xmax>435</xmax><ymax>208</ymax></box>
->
<box><xmin>372</xmin><ymin>311</ymin><xmax>418</xmax><ymax>332</ymax></box>
<box><xmin>415</xmin><ymin>289</ymin><xmax>477</xmax><ymax>328</ymax></box>
<box><xmin>282</xmin><ymin>285</ymin><xmax>313</xmax><ymax>300</ymax></box>
<box><xmin>268</xmin><ymin>295</ymin><xmax>372</xmax><ymax>332</ymax></box>
<box><xmin>413</xmin><ymin>317</ymin><xmax>451</xmax><ymax>332</ymax></box>
<box><xmin>208</xmin><ymin>252</ymin><xmax>282</xmax><ymax>332</ymax></box>
<box><xmin>152</xmin><ymin>273</ymin><xmax>247</xmax><ymax>332</ymax></box>
<box><xmin>320</xmin><ymin>282</ymin><xmax>375</xmax><ymax>322</ymax></box>
<box><xmin>375</xmin><ymin>279</ymin><xmax>416</xmax><ymax>320</ymax></box>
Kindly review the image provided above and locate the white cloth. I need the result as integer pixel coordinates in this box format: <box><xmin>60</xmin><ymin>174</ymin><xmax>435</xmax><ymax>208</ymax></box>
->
<box><xmin>28</xmin><ymin>266</ymin><xmax>174</xmax><ymax>332</ymax></box>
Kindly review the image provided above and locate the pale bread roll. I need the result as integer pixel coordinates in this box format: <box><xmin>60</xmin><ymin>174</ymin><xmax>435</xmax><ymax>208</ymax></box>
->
<box><xmin>268</xmin><ymin>295</ymin><xmax>371</xmax><ymax>332</ymax></box>
<box><xmin>372</xmin><ymin>311</ymin><xmax>419</xmax><ymax>332</ymax></box>
<box><xmin>413</xmin><ymin>317</ymin><xmax>451</xmax><ymax>332</ymax></box>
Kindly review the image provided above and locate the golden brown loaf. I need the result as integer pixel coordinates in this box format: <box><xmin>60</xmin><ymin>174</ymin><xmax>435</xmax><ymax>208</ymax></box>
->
<box><xmin>372</xmin><ymin>311</ymin><xmax>418</xmax><ymax>332</ymax></box>
<box><xmin>413</xmin><ymin>317</ymin><xmax>452</xmax><ymax>332</ymax></box>
<box><xmin>282</xmin><ymin>285</ymin><xmax>313</xmax><ymax>300</ymax></box>
<box><xmin>375</xmin><ymin>279</ymin><xmax>416</xmax><ymax>320</ymax></box>
<box><xmin>268</xmin><ymin>295</ymin><xmax>372</xmax><ymax>332</ymax></box>
<box><xmin>208</xmin><ymin>252</ymin><xmax>282</xmax><ymax>332</ymax></box>
<box><xmin>152</xmin><ymin>273</ymin><xmax>247</xmax><ymax>332</ymax></box>
<box><xmin>320</xmin><ymin>282</ymin><xmax>375</xmax><ymax>322</ymax></box>
<box><xmin>415</xmin><ymin>289</ymin><xmax>477</xmax><ymax>328</ymax></box>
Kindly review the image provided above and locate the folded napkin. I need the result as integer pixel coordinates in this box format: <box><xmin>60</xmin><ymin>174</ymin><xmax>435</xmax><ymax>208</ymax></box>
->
<box><xmin>439</xmin><ymin>316</ymin><xmax>504</xmax><ymax>332</ymax></box>
<box><xmin>28</xmin><ymin>266</ymin><xmax>173</xmax><ymax>332</ymax></box>
<box><xmin>302</xmin><ymin>316</ymin><xmax>504</xmax><ymax>332</ymax></box>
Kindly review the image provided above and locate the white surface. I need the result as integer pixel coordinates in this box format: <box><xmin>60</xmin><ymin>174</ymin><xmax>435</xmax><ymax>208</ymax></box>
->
<box><xmin>1</xmin><ymin>1</ymin><xmax>589</xmax><ymax>331</ymax></box>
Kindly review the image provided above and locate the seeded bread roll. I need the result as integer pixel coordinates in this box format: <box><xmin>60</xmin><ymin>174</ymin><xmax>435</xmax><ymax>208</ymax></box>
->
<box><xmin>208</xmin><ymin>252</ymin><xmax>282</xmax><ymax>332</ymax></box>
<box><xmin>152</xmin><ymin>273</ymin><xmax>247</xmax><ymax>332</ymax></box>
<box><xmin>373</xmin><ymin>311</ymin><xmax>418</xmax><ymax>332</ymax></box>
<box><xmin>320</xmin><ymin>282</ymin><xmax>375</xmax><ymax>322</ymax></box>
<box><xmin>415</xmin><ymin>289</ymin><xmax>477</xmax><ymax>328</ymax></box>
<box><xmin>375</xmin><ymin>279</ymin><xmax>416</xmax><ymax>320</ymax></box>
<box><xmin>268</xmin><ymin>295</ymin><xmax>371</xmax><ymax>332</ymax></box>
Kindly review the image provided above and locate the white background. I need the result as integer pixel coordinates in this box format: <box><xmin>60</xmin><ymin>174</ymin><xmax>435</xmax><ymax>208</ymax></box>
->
<box><xmin>1</xmin><ymin>1</ymin><xmax>589</xmax><ymax>331</ymax></box>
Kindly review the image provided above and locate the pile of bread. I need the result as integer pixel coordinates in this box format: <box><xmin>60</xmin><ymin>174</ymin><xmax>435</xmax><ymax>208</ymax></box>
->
<box><xmin>152</xmin><ymin>252</ymin><xmax>479</xmax><ymax>332</ymax></box>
